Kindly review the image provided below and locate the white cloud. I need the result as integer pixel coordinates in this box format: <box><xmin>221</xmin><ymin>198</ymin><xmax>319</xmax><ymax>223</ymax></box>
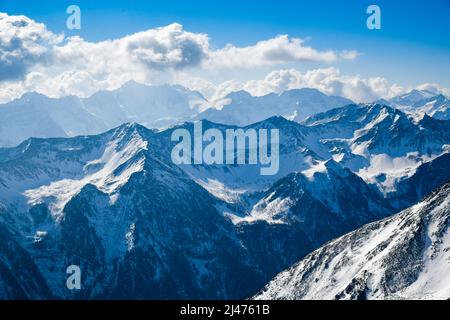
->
<box><xmin>0</xmin><ymin>12</ymin><xmax>447</xmax><ymax>106</ymax></box>
<box><xmin>207</xmin><ymin>35</ymin><xmax>341</xmax><ymax>69</ymax></box>
<box><xmin>180</xmin><ymin>68</ymin><xmax>441</xmax><ymax>104</ymax></box>
<box><xmin>49</xmin><ymin>23</ymin><xmax>210</xmax><ymax>85</ymax></box>
<box><xmin>49</xmin><ymin>23</ymin><xmax>209</xmax><ymax>71</ymax></box>
<box><xmin>0</xmin><ymin>16</ymin><xmax>212</xmax><ymax>101</ymax></box>
<box><xmin>339</xmin><ymin>50</ymin><xmax>360</xmax><ymax>60</ymax></box>
<box><xmin>0</xmin><ymin>13</ymin><xmax>62</xmax><ymax>80</ymax></box>
<box><xmin>415</xmin><ymin>83</ymin><xmax>450</xmax><ymax>97</ymax></box>
<box><xmin>0</xmin><ymin>12</ymin><xmax>362</xmax><ymax>102</ymax></box>
<box><xmin>126</xmin><ymin>23</ymin><xmax>210</xmax><ymax>70</ymax></box>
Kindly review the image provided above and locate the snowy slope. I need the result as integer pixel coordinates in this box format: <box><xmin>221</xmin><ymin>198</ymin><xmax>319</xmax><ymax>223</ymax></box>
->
<box><xmin>301</xmin><ymin>103</ymin><xmax>450</xmax><ymax>194</ymax></box>
<box><xmin>254</xmin><ymin>181</ymin><xmax>450</xmax><ymax>300</ymax></box>
<box><xmin>229</xmin><ymin>160</ymin><xmax>393</xmax><ymax>231</ymax></box>
<box><xmin>174</xmin><ymin>116</ymin><xmax>323</xmax><ymax>200</ymax></box>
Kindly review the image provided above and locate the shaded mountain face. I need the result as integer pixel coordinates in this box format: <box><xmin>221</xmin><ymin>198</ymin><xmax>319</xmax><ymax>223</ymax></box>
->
<box><xmin>0</xmin><ymin>210</ymin><xmax>54</xmax><ymax>299</ymax></box>
<box><xmin>228</xmin><ymin>160</ymin><xmax>394</xmax><ymax>240</ymax></box>
<box><xmin>197</xmin><ymin>88</ymin><xmax>353</xmax><ymax>126</ymax></box>
<box><xmin>388</xmin><ymin>153</ymin><xmax>450</xmax><ymax>210</ymax></box>
<box><xmin>233</xmin><ymin>161</ymin><xmax>394</xmax><ymax>278</ymax></box>
<box><xmin>254</xmin><ymin>181</ymin><xmax>450</xmax><ymax>300</ymax></box>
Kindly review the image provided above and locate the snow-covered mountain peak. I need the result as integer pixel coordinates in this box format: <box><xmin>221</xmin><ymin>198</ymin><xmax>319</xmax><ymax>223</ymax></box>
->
<box><xmin>386</xmin><ymin>90</ymin><xmax>450</xmax><ymax>121</ymax></box>
<box><xmin>0</xmin><ymin>122</ymin><xmax>156</xmax><ymax>220</ymax></box>
<box><xmin>109</xmin><ymin>121</ymin><xmax>153</xmax><ymax>141</ymax></box>
<box><xmin>391</xmin><ymin>89</ymin><xmax>437</xmax><ymax>106</ymax></box>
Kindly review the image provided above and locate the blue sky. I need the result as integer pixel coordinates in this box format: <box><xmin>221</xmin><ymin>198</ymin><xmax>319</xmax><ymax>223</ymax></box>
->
<box><xmin>0</xmin><ymin>0</ymin><xmax>449</xmax><ymax>101</ymax></box>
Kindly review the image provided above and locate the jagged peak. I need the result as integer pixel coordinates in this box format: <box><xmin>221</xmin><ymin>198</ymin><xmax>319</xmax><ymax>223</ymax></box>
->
<box><xmin>248</xmin><ymin>115</ymin><xmax>301</xmax><ymax>130</ymax></box>
<box><xmin>113</xmin><ymin>122</ymin><xmax>152</xmax><ymax>134</ymax></box>
<box><xmin>106</xmin><ymin>122</ymin><xmax>154</xmax><ymax>150</ymax></box>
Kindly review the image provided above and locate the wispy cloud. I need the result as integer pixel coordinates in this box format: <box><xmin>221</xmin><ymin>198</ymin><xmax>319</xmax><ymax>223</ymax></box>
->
<box><xmin>206</xmin><ymin>35</ymin><xmax>350</xmax><ymax>69</ymax></box>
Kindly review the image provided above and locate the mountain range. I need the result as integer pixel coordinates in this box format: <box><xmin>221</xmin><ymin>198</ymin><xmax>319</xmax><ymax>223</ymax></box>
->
<box><xmin>0</xmin><ymin>101</ymin><xmax>449</xmax><ymax>298</ymax></box>
<box><xmin>2</xmin><ymin>82</ymin><xmax>447</xmax><ymax>148</ymax></box>
<box><xmin>0</xmin><ymin>81</ymin><xmax>207</xmax><ymax>147</ymax></box>
<box><xmin>196</xmin><ymin>88</ymin><xmax>353</xmax><ymax>126</ymax></box>
<box><xmin>0</xmin><ymin>83</ymin><xmax>449</xmax><ymax>299</ymax></box>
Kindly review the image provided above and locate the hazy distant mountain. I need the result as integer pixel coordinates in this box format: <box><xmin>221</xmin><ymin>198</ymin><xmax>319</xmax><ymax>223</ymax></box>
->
<box><xmin>384</xmin><ymin>89</ymin><xmax>450</xmax><ymax>120</ymax></box>
<box><xmin>197</xmin><ymin>88</ymin><xmax>353</xmax><ymax>126</ymax></box>
<box><xmin>390</xmin><ymin>89</ymin><xmax>437</xmax><ymax>106</ymax></box>
<box><xmin>85</xmin><ymin>81</ymin><xmax>207</xmax><ymax>128</ymax></box>
<box><xmin>254</xmin><ymin>181</ymin><xmax>450</xmax><ymax>300</ymax></box>
<box><xmin>0</xmin><ymin>81</ymin><xmax>207</xmax><ymax>147</ymax></box>
<box><xmin>0</xmin><ymin>92</ymin><xmax>108</xmax><ymax>147</ymax></box>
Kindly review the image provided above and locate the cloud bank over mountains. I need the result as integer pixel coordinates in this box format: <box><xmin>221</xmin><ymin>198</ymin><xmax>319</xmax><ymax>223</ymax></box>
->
<box><xmin>0</xmin><ymin>12</ymin><xmax>448</xmax><ymax>104</ymax></box>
